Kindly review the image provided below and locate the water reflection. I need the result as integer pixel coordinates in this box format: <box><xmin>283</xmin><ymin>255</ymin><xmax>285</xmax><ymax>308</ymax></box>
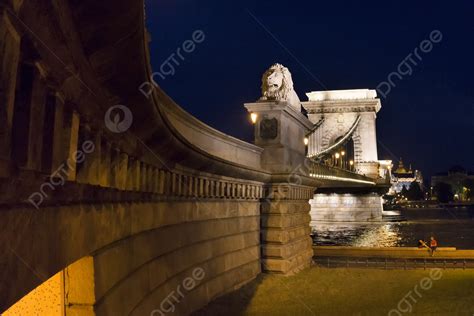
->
<box><xmin>312</xmin><ymin>223</ymin><xmax>403</xmax><ymax>247</ymax></box>
<box><xmin>312</xmin><ymin>207</ymin><xmax>474</xmax><ymax>249</ymax></box>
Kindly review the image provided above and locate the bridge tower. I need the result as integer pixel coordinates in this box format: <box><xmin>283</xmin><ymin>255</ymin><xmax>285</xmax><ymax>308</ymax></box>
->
<box><xmin>303</xmin><ymin>89</ymin><xmax>389</xmax><ymax>222</ymax></box>
<box><xmin>303</xmin><ymin>89</ymin><xmax>382</xmax><ymax>179</ymax></box>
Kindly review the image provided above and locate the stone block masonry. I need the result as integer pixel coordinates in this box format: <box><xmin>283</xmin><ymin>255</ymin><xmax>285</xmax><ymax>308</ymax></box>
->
<box><xmin>310</xmin><ymin>192</ymin><xmax>383</xmax><ymax>223</ymax></box>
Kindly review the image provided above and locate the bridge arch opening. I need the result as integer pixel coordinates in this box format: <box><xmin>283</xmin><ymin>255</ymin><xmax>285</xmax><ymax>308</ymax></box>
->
<box><xmin>3</xmin><ymin>256</ymin><xmax>95</xmax><ymax>316</ymax></box>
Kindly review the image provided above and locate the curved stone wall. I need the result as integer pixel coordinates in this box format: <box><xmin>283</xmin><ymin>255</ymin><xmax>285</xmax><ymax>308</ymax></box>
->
<box><xmin>162</xmin><ymin>101</ymin><xmax>263</xmax><ymax>169</ymax></box>
<box><xmin>0</xmin><ymin>1</ymin><xmax>268</xmax><ymax>313</ymax></box>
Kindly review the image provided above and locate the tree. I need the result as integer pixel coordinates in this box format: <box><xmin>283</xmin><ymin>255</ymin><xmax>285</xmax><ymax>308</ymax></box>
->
<box><xmin>434</xmin><ymin>182</ymin><xmax>454</xmax><ymax>203</ymax></box>
<box><xmin>400</xmin><ymin>185</ymin><xmax>408</xmax><ymax>197</ymax></box>
<box><xmin>462</xmin><ymin>179</ymin><xmax>474</xmax><ymax>201</ymax></box>
<box><xmin>407</xmin><ymin>181</ymin><xmax>424</xmax><ymax>201</ymax></box>
<box><xmin>383</xmin><ymin>194</ymin><xmax>396</xmax><ymax>206</ymax></box>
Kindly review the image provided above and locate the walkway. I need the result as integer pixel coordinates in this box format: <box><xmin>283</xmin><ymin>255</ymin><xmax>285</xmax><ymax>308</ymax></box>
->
<box><xmin>193</xmin><ymin>267</ymin><xmax>474</xmax><ymax>315</ymax></box>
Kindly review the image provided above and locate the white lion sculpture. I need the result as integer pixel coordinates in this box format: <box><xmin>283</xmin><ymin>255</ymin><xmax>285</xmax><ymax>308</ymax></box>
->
<box><xmin>260</xmin><ymin>63</ymin><xmax>301</xmax><ymax>112</ymax></box>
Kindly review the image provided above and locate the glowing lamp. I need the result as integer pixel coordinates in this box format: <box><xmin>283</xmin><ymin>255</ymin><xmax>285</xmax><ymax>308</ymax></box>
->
<box><xmin>335</xmin><ymin>153</ymin><xmax>340</xmax><ymax>159</ymax></box>
<box><xmin>304</xmin><ymin>137</ymin><xmax>309</xmax><ymax>146</ymax></box>
<box><xmin>250</xmin><ymin>113</ymin><xmax>258</xmax><ymax>124</ymax></box>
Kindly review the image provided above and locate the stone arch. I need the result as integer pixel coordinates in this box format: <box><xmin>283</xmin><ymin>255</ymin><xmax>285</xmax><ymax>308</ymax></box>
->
<box><xmin>3</xmin><ymin>256</ymin><xmax>95</xmax><ymax>316</ymax></box>
<box><xmin>317</xmin><ymin>113</ymin><xmax>360</xmax><ymax>158</ymax></box>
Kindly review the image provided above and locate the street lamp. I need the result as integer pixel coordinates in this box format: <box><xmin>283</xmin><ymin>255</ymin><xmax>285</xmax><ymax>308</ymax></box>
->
<box><xmin>335</xmin><ymin>153</ymin><xmax>340</xmax><ymax>167</ymax></box>
<box><xmin>250</xmin><ymin>113</ymin><xmax>258</xmax><ymax>124</ymax></box>
<box><xmin>349</xmin><ymin>160</ymin><xmax>354</xmax><ymax>171</ymax></box>
<box><xmin>304</xmin><ymin>137</ymin><xmax>309</xmax><ymax>146</ymax></box>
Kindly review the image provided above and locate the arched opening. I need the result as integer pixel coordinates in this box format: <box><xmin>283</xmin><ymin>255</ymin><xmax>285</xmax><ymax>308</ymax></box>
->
<box><xmin>3</xmin><ymin>257</ymin><xmax>95</xmax><ymax>316</ymax></box>
<box><xmin>321</xmin><ymin>137</ymin><xmax>356</xmax><ymax>171</ymax></box>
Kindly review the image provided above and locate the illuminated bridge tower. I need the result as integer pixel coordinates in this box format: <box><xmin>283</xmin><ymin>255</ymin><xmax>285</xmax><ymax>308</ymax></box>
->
<box><xmin>303</xmin><ymin>89</ymin><xmax>389</xmax><ymax>222</ymax></box>
<box><xmin>303</xmin><ymin>89</ymin><xmax>382</xmax><ymax>178</ymax></box>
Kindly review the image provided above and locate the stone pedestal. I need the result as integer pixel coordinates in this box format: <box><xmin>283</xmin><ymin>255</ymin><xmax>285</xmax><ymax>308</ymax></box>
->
<box><xmin>261</xmin><ymin>183</ymin><xmax>315</xmax><ymax>274</ymax></box>
<box><xmin>310</xmin><ymin>192</ymin><xmax>383</xmax><ymax>223</ymax></box>
<box><xmin>245</xmin><ymin>101</ymin><xmax>317</xmax><ymax>275</ymax></box>
<box><xmin>245</xmin><ymin>101</ymin><xmax>313</xmax><ymax>174</ymax></box>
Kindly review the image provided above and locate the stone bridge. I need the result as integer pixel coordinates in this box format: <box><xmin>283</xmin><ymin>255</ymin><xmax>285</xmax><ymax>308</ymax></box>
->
<box><xmin>0</xmin><ymin>1</ymin><xmax>386</xmax><ymax>315</ymax></box>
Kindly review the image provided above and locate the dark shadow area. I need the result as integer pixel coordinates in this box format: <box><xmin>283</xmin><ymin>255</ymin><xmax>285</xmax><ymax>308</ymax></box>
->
<box><xmin>192</xmin><ymin>275</ymin><xmax>264</xmax><ymax>316</ymax></box>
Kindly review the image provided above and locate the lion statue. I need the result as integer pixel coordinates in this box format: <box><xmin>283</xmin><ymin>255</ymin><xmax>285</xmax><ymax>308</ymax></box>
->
<box><xmin>260</xmin><ymin>63</ymin><xmax>301</xmax><ymax>112</ymax></box>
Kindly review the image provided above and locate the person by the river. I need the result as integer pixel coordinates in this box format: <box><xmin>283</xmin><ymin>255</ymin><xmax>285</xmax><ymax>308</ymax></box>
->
<box><xmin>430</xmin><ymin>236</ymin><xmax>438</xmax><ymax>256</ymax></box>
<box><xmin>418</xmin><ymin>239</ymin><xmax>427</xmax><ymax>248</ymax></box>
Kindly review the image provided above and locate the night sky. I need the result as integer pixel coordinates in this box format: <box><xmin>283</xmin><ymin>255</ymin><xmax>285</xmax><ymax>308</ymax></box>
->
<box><xmin>145</xmin><ymin>0</ymin><xmax>474</xmax><ymax>179</ymax></box>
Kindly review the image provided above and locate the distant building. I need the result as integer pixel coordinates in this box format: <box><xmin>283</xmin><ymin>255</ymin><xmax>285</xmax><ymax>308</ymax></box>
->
<box><xmin>431</xmin><ymin>166</ymin><xmax>474</xmax><ymax>201</ymax></box>
<box><xmin>390</xmin><ymin>158</ymin><xmax>424</xmax><ymax>194</ymax></box>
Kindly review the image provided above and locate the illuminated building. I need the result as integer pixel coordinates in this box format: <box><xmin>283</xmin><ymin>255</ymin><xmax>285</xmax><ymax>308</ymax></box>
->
<box><xmin>390</xmin><ymin>158</ymin><xmax>424</xmax><ymax>194</ymax></box>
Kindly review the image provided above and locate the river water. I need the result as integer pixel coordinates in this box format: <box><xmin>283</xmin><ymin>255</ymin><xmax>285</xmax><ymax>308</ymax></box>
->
<box><xmin>311</xmin><ymin>207</ymin><xmax>474</xmax><ymax>249</ymax></box>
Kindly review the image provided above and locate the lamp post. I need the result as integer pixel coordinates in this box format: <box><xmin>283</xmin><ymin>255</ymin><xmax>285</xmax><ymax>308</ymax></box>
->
<box><xmin>304</xmin><ymin>137</ymin><xmax>309</xmax><ymax>156</ymax></box>
<box><xmin>335</xmin><ymin>153</ymin><xmax>340</xmax><ymax>168</ymax></box>
<box><xmin>341</xmin><ymin>150</ymin><xmax>346</xmax><ymax>169</ymax></box>
<box><xmin>349</xmin><ymin>160</ymin><xmax>354</xmax><ymax>172</ymax></box>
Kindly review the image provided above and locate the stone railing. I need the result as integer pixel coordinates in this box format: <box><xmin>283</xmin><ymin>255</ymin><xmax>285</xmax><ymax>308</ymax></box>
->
<box><xmin>308</xmin><ymin>160</ymin><xmax>376</xmax><ymax>186</ymax></box>
<box><xmin>162</xmin><ymin>98</ymin><xmax>264</xmax><ymax>169</ymax></box>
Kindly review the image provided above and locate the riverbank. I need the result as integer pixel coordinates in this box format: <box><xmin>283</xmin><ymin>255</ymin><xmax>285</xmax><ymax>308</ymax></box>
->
<box><xmin>313</xmin><ymin>246</ymin><xmax>474</xmax><ymax>258</ymax></box>
<box><xmin>311</xmin><ymin>208</ymin><xmax>474</xmax><ymax>248</ymax></box>
<box><xmin>194</xmin><ymin>267</ymin><xmax>474</xmax><ymax>315</ymax></box>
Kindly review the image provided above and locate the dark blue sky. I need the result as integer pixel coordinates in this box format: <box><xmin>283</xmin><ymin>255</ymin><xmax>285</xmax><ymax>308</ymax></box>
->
<box><xmin>145</xmin><ymin>0</ymin><xmax>474</xmax><ymax>178</ymax></box>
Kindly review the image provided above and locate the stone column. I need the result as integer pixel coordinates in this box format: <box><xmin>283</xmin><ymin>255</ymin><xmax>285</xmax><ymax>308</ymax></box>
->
<box><xmin>50</xmin><ymin>105</ymin><xmax>80</xmax><ymax>180</ymax></box>
<box><xmin>117</xmin><ymin>151</ymin><xmax>129</xmax><ymax>190</ymax></box>
<box><xmin>76</xmin><ymin>126</ymin><xmax>101</xmax><ymax>185</ymax></box>
<box><xmin>126</xmin><ymin>157</ymin><xmax>137</xmax><ymax>191</ymax></box>
<box><xmin>75</xmin><ymin>123</ymin><xmax>91</xmax><ymax>184</ymax></box>
<box><xmin>140</xmin><ymin>162</ymin><xmax>147</xmax><ymax>192</ymax></box>
<box><xmin>354</xmin><ymin>112</ymin><xmax>380</xmax><ymax>179</ymax></box>
<box><xmin>158</xmin><ymin>169</ymin><xmax>165</xmax><ymax>194</ymax></box>
<box><xmin>109</xmin><ymin>145</ymin><xmax>121</xmax><ymax>189</ymax></box>
<box><xmin>64</xmin><ymin>110</ymin><xmax>80</xmax><ymax>181</ymax></box>
<box><xmin>245</xmin><ymin>101</ymin><xmax>318</xmax><ymax>275</ymax></box>
<box><xmin>99</xmin><ymin>141</ymin><xmax>111</xmax><ymax>187</ymax></box>
<box><xmin>0</xmin><ymin>12</ymin><xmax>21</xmax><ymax>177</ymax></box>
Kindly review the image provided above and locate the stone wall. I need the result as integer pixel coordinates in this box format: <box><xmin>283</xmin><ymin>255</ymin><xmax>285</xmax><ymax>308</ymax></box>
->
<box><xmin>1</xmin><ymin>198</ymin><xmax>261</xmax><ymax>315</ymax></box>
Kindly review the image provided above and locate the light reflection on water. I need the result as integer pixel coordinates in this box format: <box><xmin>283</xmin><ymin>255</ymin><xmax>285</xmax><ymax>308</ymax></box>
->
<box><xmin>311</xmin><ymin>207</ymin><xmax>474</xmax><ymax>249</ymax></box>
<box><xmin>312</xmin><ymin>223</ymin><xmax>404</xmax><ymax>247</ymax></box>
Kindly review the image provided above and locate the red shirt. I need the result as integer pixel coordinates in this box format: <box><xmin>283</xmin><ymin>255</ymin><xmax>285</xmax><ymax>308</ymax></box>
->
<box><xmin>430</xmin><ymin>239</ymin><xmax>438</xmax><ymax>247</ymax></box>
